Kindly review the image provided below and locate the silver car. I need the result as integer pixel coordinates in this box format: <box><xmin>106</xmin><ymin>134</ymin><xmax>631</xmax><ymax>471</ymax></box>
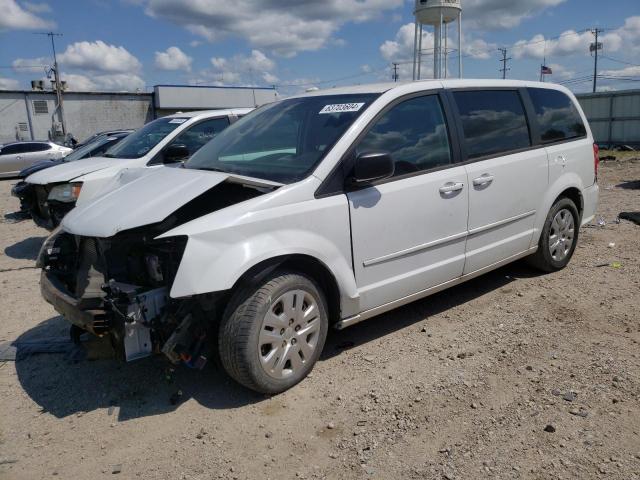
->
<box><xmin>0</xmin><ymin>141</ymin><xmax>72</xmax><ymax>178</ymax></box>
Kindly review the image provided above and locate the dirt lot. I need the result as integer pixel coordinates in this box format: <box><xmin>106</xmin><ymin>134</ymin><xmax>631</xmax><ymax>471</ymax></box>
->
<box><xmin>0</xmin><ymin>158</ymin><xmax>639</xmax><ymax>480</ymax></box>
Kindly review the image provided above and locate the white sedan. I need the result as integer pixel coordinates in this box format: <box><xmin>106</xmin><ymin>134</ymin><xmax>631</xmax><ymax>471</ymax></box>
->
<box><xmin>0</xmin><ymin>141</ymin><xmax>72</xmax><ymax>178</ymax></box>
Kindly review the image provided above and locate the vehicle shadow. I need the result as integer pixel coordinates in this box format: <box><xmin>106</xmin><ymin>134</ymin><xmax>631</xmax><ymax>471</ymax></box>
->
<box><xmin>4</xmin><ymin>236</ymin><xmax>47</xmax><ymax>261</ymax></box>
<box><xmin>13</xmin><ymin>262</ymin><xmax>542</xmax><ymax>420</ymax></box>
<box><xmin>322</xmin><ymin>261</ymin><xmax>541</xmax><ymax>358</ymax></box>
<box><xmin>616</xmin><ymin>180</ymin><xmax>640</xmax><ymax>190</ymax></box>
<box><xmin>14</xmin><ymin>316</ymin><xmax>264</xmax><ymax>421</ymax></box>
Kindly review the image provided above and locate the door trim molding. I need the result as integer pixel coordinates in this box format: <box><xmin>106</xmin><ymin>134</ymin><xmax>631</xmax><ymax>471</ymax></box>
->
<box><xmin>335</xmin><ymin>246</ymin><xmax>538</xmax><ymax>330</ymax></box>
<box><xmin>363</xmin><ymin>231</ymin><xmax>468</xmax><ymax>267</ymax></box>
<box><xmin>468</xmin><ymin>210</ymin><xmax>536</xmax><ymax>236</ymax></box>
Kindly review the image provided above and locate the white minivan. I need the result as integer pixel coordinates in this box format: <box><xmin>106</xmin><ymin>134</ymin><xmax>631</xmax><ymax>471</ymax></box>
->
<box><xmin>38</xmin><ymin>80</ymin><xmax>598</xmax><ymax>393</ymax></box>
<box><xmin>24</xmin><ymin>109</ymin><xmax>252</xmax><ymax>229</ymax></box>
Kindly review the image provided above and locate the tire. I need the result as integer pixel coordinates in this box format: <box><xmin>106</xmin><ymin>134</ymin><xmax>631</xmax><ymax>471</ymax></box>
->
<box><xmin>218</xmin><ymin>271</ymin><xmax>329</xmax><ymax>394</ymax></box>
<box><xmin>527</xmin><ymin>197</ymin><xmax>580</xmax><ymax>272</ymax></box>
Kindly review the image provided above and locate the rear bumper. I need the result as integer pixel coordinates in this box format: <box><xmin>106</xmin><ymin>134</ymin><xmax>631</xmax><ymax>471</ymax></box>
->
<box><xmin>581</xmin><ymin>182</ymin><xmax>599</xmax><ymax>226</ymax></box>
<box><xmin>40</xmin><ymin>271</ymin><xmax>108</xmax><ymax>335</ymax></box>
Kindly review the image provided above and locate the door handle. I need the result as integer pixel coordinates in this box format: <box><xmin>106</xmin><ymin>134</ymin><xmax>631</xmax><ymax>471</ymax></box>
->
<box><xmin>16</xmin><ymin>156</ymin><xmax>22</xmax><ymax>160</ymax></box>
<box><xmin>473</xmin><ymin>174</ymin><xmax>495</xmax><ymax>186</ymax></box>
<box><xmin>439</xmin><ymin>182</ymin><xmax>464</xmax><ymax>194</ymax></box>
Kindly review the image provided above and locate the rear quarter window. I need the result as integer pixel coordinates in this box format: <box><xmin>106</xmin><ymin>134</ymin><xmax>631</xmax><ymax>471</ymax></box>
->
<box><xmin>453</xmin><ymin>90</ymin><xmax>531</xmax><ymax>160</ymax></box>
<box><xmin>528</xmin><ymin>88</ymin><xmax>587</xmax><ymax>143</ymax></box>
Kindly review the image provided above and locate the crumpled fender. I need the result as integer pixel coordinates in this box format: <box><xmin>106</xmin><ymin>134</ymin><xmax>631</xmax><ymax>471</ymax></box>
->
<box><xmin>158</xmin><ymin>177</ymin><xmax>361</xmax><ymax>317</ymax></box>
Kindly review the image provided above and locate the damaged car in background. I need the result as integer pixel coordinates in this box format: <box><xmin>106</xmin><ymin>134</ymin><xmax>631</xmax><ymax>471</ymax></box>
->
<box><xmin>38</xmin><ymin>80</ymin><xmax>599</xmax><ymax>394</ymax></box>
<box><xmin>11</xmin><ymin>131</ymin><xmax>132</xmax><ymax>218</ymax></box>
<box><xmin>22</xmin><ymin>108</ymin><xmax>251</xmax><ymax>229</ymax></box>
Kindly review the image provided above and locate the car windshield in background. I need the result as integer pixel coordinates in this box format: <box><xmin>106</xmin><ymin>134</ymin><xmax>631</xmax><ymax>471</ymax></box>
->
<box><xmin>104</xmin><ymin>118</ymin><xmax>188</xmax><ymax>159</ymax></box>
<box><xmin>186</xmin><ymin>94</ymin><xmax>380</xmax><ymax>183</ymax></box>
<box><xmin>62</xmin><ymin>135</ymin><xmax>122</xmax><ymax>162</ymax></box>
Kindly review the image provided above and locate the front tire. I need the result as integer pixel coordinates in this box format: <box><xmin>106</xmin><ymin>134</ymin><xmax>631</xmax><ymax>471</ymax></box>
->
<box><xmin>527</xmin><ymin>197</ymin><xmax>580</xmax><ymax>272</ymax></box>
<box><xmin>218</xmin><ymin>271</ymin><xmax>329</xmax><ymax>394</ymax></box>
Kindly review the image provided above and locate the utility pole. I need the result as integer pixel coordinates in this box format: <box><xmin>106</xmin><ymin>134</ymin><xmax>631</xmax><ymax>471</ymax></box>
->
<box><xmin>498</xmin><ymin>48</ymin><xmax>511</xmax><ymax>79</ymax></box>
<box><xmin>590</xmin><ymin>28</ymin><xmax>604</xmax><ymax>93</ymax></box>
<box><xmin>36</xmin><ymin>32</ymin><xmax>66</xmax><ymax>137</ymax></box>
<box><xmin>392</xmin><ymin>63</ymin><xmax>399</xmax><ymax>82</ymax></box>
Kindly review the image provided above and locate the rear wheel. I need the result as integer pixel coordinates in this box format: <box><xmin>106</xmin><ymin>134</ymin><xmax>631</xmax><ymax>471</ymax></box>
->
<box><xmin>218</xmin><ymin>271</ymin><xmax>328</xmax><ymax>394</ymax></box>
<box><xmin>527</xmin><ymin>197</ymin><xmax>580</xmax><ymax>272</ymax></box>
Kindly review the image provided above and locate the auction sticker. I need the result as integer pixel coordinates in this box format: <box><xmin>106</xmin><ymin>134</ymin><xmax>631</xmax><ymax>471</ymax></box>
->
<box><xmin>319</xmin><ymin>103</ymin><xmax>365</xmax><ymax>114</ymax></box>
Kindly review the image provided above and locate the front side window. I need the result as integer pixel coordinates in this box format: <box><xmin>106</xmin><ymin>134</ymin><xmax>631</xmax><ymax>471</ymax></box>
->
<box><xmin>169</xmin><ymin>117</ymin><xmax>230</xmax><ymax>156</ymax></box>
<box><xmin>356</xmin><ymin>95</ymin><xmax>451</xmax><ymax>177</ymax></box>
<box><xmin>186</xmin><ymin>93</ymin><xmax>379</xmax><ymax>183</ymax></box>
<box><xmin>104</xmin><ymin>117</ymin><xmax>189</xmax><ymax>159</ymax></box>
<box><xmin>528</xmin><ymin>88</ymin><xmax>587</xmax><ymax>143</ymax></box>
<box><xmin>454</xmin><ymin>90</ymin><xmax>531</xmax><ymax>159</ymax></box>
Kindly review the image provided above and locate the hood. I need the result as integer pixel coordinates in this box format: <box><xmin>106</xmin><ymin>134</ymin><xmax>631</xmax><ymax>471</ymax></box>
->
<box><xmin>19</xmin><ymin>159</ymin><xmax>63</xmax><ymax>178</ymax></box>
<box><xmin>26</xmin><ymin>156</ymin><xmax>120</xmax><ymax>185</ymax></box>
<box><xmin>61</xmin><ymin>166</ymin><xmax>281</xmax><ymax>238</ymax></box>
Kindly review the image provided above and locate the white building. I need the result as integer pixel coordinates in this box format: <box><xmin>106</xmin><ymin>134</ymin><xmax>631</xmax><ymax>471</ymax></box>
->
<box><xmin>0</xmin><ymin>85</ymin><xmax>278</xmax><ymax>144</ymax></box>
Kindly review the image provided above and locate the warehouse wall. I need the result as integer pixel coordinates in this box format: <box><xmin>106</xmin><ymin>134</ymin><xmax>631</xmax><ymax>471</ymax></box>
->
<box><xmin>0</xmin><ymin>91</ymin><xmax>153</xmax><ymax>144</ymax></box>
<box><xmin>577</xmin><ymin>89</ymin><xmax>640</xmax><ymax>147</ymax></box>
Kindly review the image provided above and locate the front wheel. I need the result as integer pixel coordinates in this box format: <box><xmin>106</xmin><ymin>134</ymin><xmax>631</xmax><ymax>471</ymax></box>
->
<box><xmin>218</xmin><ymin>271</ymin><xmax>329</xmax><ymax>394</ymax></box>
<box><xmin>527</xmin><ymin>197</ymin><xmax>580</xmax><ymax>272</ymax></box>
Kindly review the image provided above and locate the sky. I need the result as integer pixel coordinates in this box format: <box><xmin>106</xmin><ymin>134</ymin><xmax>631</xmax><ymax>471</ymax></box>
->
<box><xmin>0</xmin><ymin>0</ymin><xmax>638</xmax><ymax>95</ymax></box>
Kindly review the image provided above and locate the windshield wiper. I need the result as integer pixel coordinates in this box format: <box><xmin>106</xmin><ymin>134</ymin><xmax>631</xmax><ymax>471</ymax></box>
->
<box><xmin>198</xmin><ymin>167</ymin><xmax>228</xmax><ymax>173</ymax></box>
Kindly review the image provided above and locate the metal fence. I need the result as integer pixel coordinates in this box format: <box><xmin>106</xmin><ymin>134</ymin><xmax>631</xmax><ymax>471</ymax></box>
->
<box><xmin>576</xmin><ymin>89</ymin><xmax>640</xmax><ymax>148</ymax></box>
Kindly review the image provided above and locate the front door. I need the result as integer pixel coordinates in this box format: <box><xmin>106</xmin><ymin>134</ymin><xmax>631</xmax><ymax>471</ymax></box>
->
<box><xmin>347</xmin><ymin>94</ymin><xmax>469</xmax><ymax>312</ymax></box>
<box><xmin>450</xmin><ymin>89</ymin><xmax>548</xmax><ymax>274</ymax></box>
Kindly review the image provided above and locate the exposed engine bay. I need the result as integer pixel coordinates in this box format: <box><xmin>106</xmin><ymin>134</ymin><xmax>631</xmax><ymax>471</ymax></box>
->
<box><xmin>38</xmin><ymin>180</ymin><xmax>271</xmax><ymax>367</ymax></box>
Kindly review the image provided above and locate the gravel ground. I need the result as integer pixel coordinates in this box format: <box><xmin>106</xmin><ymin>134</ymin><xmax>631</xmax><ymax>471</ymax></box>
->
<box><xmin>0</xmin><ymin>159</ymin><xmax>638</xmax><ymax>480</ymax></box>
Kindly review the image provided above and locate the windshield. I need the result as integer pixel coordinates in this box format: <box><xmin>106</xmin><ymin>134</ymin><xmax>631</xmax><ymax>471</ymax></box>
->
<box><xmin>63</xmin><ymin>135</ymin><xmax>124</xmax><ymax>162</ymax></box>
<box><xmin>104</xmin><ymin>117</ymin><xmax>189</xmax><ymax>159</ymax></box>
<box><xmin>186</xmin><ymin>94</ymin><xmax>380</xmax><ymax>183</ymax></box>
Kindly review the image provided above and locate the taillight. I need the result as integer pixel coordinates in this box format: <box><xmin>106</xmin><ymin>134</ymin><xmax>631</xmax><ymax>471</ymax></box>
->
<box><xmin>593</xmin><ymin>143</ymin><xmax>599</xmax><ymax>183</ymax></box>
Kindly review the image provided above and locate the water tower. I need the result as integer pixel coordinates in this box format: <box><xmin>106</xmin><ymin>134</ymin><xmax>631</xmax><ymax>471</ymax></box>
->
<box><xmin>412</xmin><ymin>0</ymin><xmax>463</xmax><ymax>80</ymax></box>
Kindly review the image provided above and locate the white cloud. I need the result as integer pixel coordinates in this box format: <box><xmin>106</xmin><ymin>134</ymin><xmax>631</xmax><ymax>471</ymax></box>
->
<box><xmin>154</xmin><ymin>46</ymin><xmax>192</xmax><ymax>71</ymax></box>
<box><xmin>13</xmin><ymin>40</ymin><xmax>146</xmax><ymax>92</ymax></box>
<box><xmin>61</xmin><ymin>72</ymin><xmax>145</xmax><ymax>92</ymax></box>
<box><xmin>512</xmin><ymin>16</ymin><xmax>640</xmax><ymax>61</ymax></box>
<box><xmin>0</xmin><ymin>76</ymin><xmax>20</xmax><ymax>89</ymax></box>
<box><xmin>464</xmin><ymin>0</ymin><xmax>566</xmax><ymax>30</ymax></box>
<box><xmin>600</xmin><ymin>65</ymin><xmax>640</xmax><ymax>77</ymax></box>
<box><xmin>143</xmin><ymin>0</ymin><xmax>403</xmax><ymax>57</ymax></box>
<box><xmin>59</xmin><ymin>40</ymin><xmax>142</xmax><ymax>74</ymax></box>
<box><xmin>203</xmin><ymin>49</ymin><xmax>277</xmax><ymax>86</ymax></box>
<box><xmin>0</xmin><ymin>0</ymin><xmax>54</xmax><ymax>30</ymax></box>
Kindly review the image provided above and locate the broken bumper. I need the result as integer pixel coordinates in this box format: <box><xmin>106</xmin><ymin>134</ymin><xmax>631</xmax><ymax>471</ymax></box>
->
<box><xmin>40</xmin><ymin>270</ymin><xmax>109</xmax><ymax>335</ymax></box>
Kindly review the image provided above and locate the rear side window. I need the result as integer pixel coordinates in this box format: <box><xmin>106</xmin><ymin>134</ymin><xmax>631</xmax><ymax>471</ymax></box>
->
<box><xmin>528</xmin><ymin>88</ymin><xmax>587</xmax><ymax>143</ymax></box>
<box><xmin>453</xmin><ymin>90</ymin><xmax>531</xmax><ymax>159</ymax></box>
<box><xmin>0</xmin><ymin>144</ymin><xmax>22</xmax><ymax>155</ymax></box>
<box><xmin>356</xmin><ymin>95</ymin><xmax>451</xmax><ymax>177</ymax></box>
<box><xmin>30</xmin><ymin>143</ymin><xmax>52</xmax><ymax>152</ymax></box>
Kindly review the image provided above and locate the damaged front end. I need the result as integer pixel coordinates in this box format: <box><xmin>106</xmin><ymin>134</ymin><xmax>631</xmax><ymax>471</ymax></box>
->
<box><xmin>38</xmin><ymin>228</ymin><xmax>212</xmax><ymax>368</ymax></box>
<box><xmin>37</xmin><ymin>167</ymin><xmax>278</xmax><ymax>369</ymax></box>
<box><xmin>13</xmin><ymin>182</ymin><xmax>79</xmax><ymax>230</ymax></box>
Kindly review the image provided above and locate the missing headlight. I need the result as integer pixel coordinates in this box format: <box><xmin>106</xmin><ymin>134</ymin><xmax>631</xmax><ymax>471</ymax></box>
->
<box><xmin>145</xmin><ymin>254</ymin><xmax>164</xmax><ymax>282</ymax></box>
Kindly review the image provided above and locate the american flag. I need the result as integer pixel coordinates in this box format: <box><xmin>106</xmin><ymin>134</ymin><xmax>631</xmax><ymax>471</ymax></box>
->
<box><xmin>541</xmin><ymin>65</ymin><xmax>553</xmax><ymax>75</ymax></box>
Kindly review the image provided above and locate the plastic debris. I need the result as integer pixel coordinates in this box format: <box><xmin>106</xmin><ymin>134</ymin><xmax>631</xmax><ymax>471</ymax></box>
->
<box><xmin>608</xmin><ymin>242</ymin><xmax>615</xmax><ymax>248</ymax></box>
<box><xmin>597</xmin><ymin>217</ymin><xmax>606</xmax><ymax>227</ymax></box>
<box><xmin>611</xmin><ymin>262</ymin><xmax>622</xmax><ymax>269</ymax></box>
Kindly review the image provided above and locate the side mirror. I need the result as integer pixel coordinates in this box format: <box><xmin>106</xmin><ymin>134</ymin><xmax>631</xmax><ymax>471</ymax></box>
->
<box><xmin>163</xmin><ymin>144</ymin><xmax>190</xmax><ymax>164</ymax></box>
<box><xmin>352</xmin><ymin>151</ymin><xmax>394</xmax><ymax>185</ymax></box>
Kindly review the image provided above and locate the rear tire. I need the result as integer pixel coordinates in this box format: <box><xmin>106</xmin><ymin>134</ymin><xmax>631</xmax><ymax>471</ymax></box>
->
<box><xmin>527</xmin><ymin>197</ymin><xmax>580</xmax><ymax>272</ymax></box>
<box><xmin>218</xmin><ymin>271</ymin><xmax>328</xmax><ymax>394</ymax></box>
